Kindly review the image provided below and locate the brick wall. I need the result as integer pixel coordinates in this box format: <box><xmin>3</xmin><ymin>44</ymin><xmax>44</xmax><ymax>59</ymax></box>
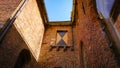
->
<box><xmin>39</xmin><ymin>25</ymin><xmax>80</xmax><ymax>68</ymax></box>
<box><xmin>14</xmin><ymin>0</ymin><xmax>45</xmax><ymax>60</ymax></box>
<box><xmin>0</xmin><ymin>0</ymin><xmax>45</xmax><ymax>67</ymax></box>
<box><xmin>0</xmin><ymin>0</ymin><xmax>21</xmax><ymax>24</ymax></box>
<box><xmin>0</xmin><ymin>25</ymin><xmax>40</xmax><ymax>68</ymax></box>
<box><xmin>75</xmin><ymin>0</ymin><xmax>119</xmax><ymax>67</ymax></box>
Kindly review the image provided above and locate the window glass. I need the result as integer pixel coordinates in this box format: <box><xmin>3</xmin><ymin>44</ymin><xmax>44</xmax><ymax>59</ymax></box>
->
<box><xmin>96</xmin><ymin>0</ymin><xmax>115</xmax><ymax>18</ymax></box>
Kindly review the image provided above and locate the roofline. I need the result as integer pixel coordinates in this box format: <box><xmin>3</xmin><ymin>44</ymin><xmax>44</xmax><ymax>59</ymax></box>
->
<box><xmin>36</xmin><ymin>0</ymin><xmax>49</xmax><ymax>24</ymax></box>
<box><xmin>47</xmin><ymin>21</ymin><xmax>72</xmax><ymax>26</ymax></box>
<box><xmin>37</xmin><ymin>0</ymin><xmax>75</xmax><ymax>25</ymax></box>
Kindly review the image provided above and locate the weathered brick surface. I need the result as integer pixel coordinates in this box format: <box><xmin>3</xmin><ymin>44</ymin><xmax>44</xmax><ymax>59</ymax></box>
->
<box><xmin>0</xmin><ymin>0</ymin><xmax>120</xmax><ymax>68</ymax></box>
<box><xmin>75</xmin><ymin>0</ymin><xmax>119</xmax><ymax>67</ymax></box>
<box><xmin>14</xmin><ymin>0</ymin><xmax>45</xmax><ymax>60</ymax></box>
<box><xmin>39</xmin><ymin>25</ymin><xmax>80</xmax><ymax>68</ymax></box>
<box><xmin>0</xmin><ymin>0</ymin><xmax>21</xmax><ymax>23</ymax></box>
<box><xmin>0</xmin><ymin>25</ymin><xmax>40</xmax><ymax>68</ymax></box>
<box><xmin>0</xmin><ymin>0</ymin><xmax>45</xmax><ymax>67</ymax></box>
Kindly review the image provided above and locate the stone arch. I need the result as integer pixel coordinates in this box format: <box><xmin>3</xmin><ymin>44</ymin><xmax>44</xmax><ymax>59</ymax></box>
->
<box><xmin>14</xmin><ymin>49</ymin><xmax>31</xmax><ymax>68</ymax></box>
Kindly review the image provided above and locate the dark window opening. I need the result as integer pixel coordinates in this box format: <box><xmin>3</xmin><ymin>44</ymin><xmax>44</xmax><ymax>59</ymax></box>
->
<box><xmin>14</xmin><ymin>49</ymin><xmax>31</xmax><ymax>68</ymax></box>
<box><xmin>50</xmin><ymin>30</ymin><xmax>73</xmax><ymax>51</ymax></box>
<box><xmin>56</xmin><ymin>30</ymin><xmax>68</xmax><ymax>46</ymax></box>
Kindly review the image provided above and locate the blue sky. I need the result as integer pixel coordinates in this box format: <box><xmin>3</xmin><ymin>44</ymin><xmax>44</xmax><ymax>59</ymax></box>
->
<box><xmin>44</xmin><ymin>0</ymin><xmax>72</xmax><ymax>21</ymax></box>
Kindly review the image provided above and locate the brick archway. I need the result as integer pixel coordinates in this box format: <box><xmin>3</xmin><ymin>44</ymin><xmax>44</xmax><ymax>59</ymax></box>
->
<box><xmin>14</xmin><ymin>49</ymin><xmax>31</xmax><ymax>68</ymax></box>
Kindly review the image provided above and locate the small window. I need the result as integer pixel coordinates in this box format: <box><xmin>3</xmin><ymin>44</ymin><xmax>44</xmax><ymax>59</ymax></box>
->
<box><xmin>56</xmin><ymin>30</ymin><xmax>68</xmax><ymax>46</ymax></box>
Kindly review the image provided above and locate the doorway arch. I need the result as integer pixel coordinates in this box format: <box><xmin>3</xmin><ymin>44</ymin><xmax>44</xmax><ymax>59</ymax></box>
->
<box><xmin>14</xmin><ymin>49</ymin><xmax>31</xmax><ymax>68</ymax></box>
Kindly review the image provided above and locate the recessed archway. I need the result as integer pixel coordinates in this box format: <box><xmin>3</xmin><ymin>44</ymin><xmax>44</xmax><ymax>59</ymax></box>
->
<box><xmin>14</xmin><ymin>49</ymin><xmax>31</xmax><ymax>68</ymax></box>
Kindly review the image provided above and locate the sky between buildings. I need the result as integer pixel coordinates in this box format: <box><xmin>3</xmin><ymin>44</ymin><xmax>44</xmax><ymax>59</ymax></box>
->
<box><xmin>44</xmin><ymin>0</ymin><xmax>72</xmax><ymax>21</ymax></box>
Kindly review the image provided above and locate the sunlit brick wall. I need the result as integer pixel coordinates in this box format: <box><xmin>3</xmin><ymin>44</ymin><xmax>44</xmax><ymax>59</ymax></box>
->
<box><xmin>14</xmin><ymin>0</ymin><xmax>45</xmax><ymax>61</ymax></box>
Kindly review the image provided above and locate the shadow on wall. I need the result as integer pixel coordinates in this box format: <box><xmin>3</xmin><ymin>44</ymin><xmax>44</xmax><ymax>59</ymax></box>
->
<box><xmin>14</xmin><ymin>49</ymin><xmax>31</xmax><ymax>68</ymax></box>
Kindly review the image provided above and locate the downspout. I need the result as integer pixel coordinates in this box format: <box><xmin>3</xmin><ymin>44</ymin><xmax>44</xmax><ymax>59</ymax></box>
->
<box><xmin>0</xmin><ymin>0</ymin><xmax>28</xmax><ymax>43</ymax></box>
